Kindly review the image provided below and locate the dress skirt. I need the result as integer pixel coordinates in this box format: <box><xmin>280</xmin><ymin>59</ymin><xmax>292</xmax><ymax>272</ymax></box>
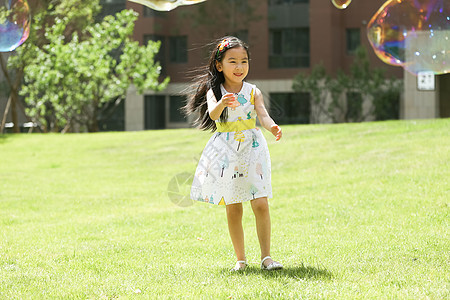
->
<box><xmin>190</xmin><ymin>127</ymin><xmax>272</xmax><ymax>205</ymax></box>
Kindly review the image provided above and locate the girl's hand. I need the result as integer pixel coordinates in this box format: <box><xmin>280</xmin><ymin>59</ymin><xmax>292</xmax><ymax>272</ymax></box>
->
<box><xmin>220</xmin><ymin>93</ymin><xmax>239</xmax><ymax>108</ymax></box>
<box><xmin>271</xmin><ymin>124</ymin><xmax>282</xmax><ymax>141</ymax></box>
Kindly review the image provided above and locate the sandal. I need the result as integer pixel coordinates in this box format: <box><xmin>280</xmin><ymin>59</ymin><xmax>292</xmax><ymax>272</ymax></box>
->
<box><xmin>260</xmin><ymin>256</ymin><xmax>283</xmax><ymax>271</ymax></box>
<box><xmin>230</xmin><ymin>260</ymin><xmax>248</xmax><ymax>272</ymax></box>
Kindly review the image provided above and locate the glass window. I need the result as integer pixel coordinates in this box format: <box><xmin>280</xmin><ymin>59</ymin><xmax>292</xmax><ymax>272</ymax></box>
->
<box><xmin>346</xmin><ymin>28</ymin><xmax>360</xmax><ymax>55</ymax></box>
<box><xmin>269</xmin><ymin>92</ymin><xmax>310</xmax><ymax>124</ymax></box>
<box><xmin>269</xmin><ymin>28</ymin><xmax>309</xmax><ymax>68</ymax></box>
<box><xmin>98</xmin><ymin>0</ymin><xmax>126</xmax><ymax>20</ymax></box>
<box><xmin>144</xmin><ymin>95</ymin><xmax>166</xmax><ymax>129</ymax></box>
<box><xmin>169</xmin><ymin>96</ymin><xmax>187</xmax><ymax>123</ymax></box>
<box><xmin>144</xmin><ymin>35</ymin><xmax>166</xmax><ymax>75</ymax></box>
<box><xmin>98</xmin><ymin>100</ymin><xmax>125</xmax><ymax>131</ymax></box>
<box><xmin>169</xmin><ymin>36</ymin><xmax>188</xmax><ymax>63</ymax></box>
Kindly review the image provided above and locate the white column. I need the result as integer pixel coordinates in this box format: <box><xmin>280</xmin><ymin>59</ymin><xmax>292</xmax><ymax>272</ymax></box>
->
<box><xmin>403</xmin><ymin>71</ymin><xmax>439</xmax><ymax>119</ymax></box>
<box><xmin>125</xmin><ymin>85</ymin><xmax>145</xmax><ymax>131</ymax></box>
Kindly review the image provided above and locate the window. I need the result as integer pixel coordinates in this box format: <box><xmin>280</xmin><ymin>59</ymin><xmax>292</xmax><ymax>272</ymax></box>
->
<box><xmin>169</xmin><ymin>96</ymin><xmax>187</xmax><ymax>123</ymax></box>
<box><xmin>346</xmin><ymin>92</ymin><xmax>362</xmax><ymax>122</ymax></box>
<box><xmin>269</xmin><ymin>92</ymin><xmax>310</xmax><ymax>124</ymax></box>
<box><xmin>346</xmin><ymin>28</ymin><xmax>360</xmax><ymax>55</ymax></box>
<box><xmin>98</xmin><ymin>100</ymin><xmax>125</xmax><ymax>131</ymax></box>
<box><xmin>144</xmin><ymin>35</ymin><xmax>166</xmax><ymax>75</ymax></box>
<box><xmin>98</xmin><ymin>0</ymin><xmax>125</xmax><ymax>20</ymax></box>
<box><xmin>269</xmin><ymin>28</ymin><xmax>309</xmax><ymax>68</ymax></box>
<box><xmin>144</xmin><ymin>95</ymin><xmax>166</xmax><ymax>129</ymax></box>
<box><xmin>269</xmin><ymin>0</ymin><xmax>308</xmax><ymax>5</ymax></box>
<box><xmin>169</xmin><ymin>36</ymin><xmax>188</xmax><ymax>63</ymax></box>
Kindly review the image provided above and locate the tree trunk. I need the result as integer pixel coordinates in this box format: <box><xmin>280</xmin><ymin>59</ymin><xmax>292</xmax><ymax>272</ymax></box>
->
<box><xmin>0</xmin><ymin>95</ymin><xmax>12</xmax><ymax>133</ymax></box>
<box><xmin>0</xmin><ymin>53</ymin><xmax>23</xmax><ymax>133</ymax></box>
<box><xmin>10</xmin><ymin>92</ymin><xmax>20</xmax><ymax>133</ymax></box>
<box><xmin>88</xmin><ymin>98</ymin><xmax>100</xmax><ymax>132</ymax></box>
<box><xmin>88</xmin><ymin>105</ymin><xmax>99</xmax><ymax>132</ymax></box>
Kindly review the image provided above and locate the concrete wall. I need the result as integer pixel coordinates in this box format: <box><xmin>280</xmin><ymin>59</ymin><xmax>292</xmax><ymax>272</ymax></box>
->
<box><xmin>125</xmin><ymin>85</ymin><xmax>144</xmax><ymax>131</ymax></box>
<box><xmin>403</xmin><ymin>71</ymin><xmax>439</xmax><ymax>119</ymax></box>
<box><xmin>402</xmin><ymin>30</ymin><xmax>449</xmax><ymax>119</ymax></box>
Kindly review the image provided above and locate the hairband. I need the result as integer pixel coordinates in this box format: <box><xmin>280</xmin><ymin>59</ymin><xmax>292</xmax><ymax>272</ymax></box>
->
<box><xmin>216</xmin><ymin>39</ymin><xmax>230</xmax><ymax>58</ymax></box>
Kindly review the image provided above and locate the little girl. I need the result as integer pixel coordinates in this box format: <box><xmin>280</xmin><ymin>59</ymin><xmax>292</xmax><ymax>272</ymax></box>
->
<box><xmin>184</xmin><ymin>36</ymin><xmax>283</xmax><ymax>271</ymax></box>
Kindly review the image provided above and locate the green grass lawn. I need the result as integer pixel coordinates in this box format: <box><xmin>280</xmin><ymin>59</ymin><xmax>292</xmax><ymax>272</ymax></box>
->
<box><xmin>0</xmin><ymin>119</ymin><xmax>449</xmax><ymax>299</ymax></box>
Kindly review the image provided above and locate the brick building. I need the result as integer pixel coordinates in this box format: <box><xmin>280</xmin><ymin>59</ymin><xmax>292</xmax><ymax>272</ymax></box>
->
<box><xmin>1</xmin><ymin>0</ymin><xmax>448</xmax><ymax>132</ymax></box>
<box><xmin>123</xmin><ymin>0</ymin><xmax>449</xmax><ymax>130</ymax></box>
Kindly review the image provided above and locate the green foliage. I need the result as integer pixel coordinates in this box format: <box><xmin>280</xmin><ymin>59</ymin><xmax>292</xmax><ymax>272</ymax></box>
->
<box><xmin>373</xmin><ymin>88</ymin><xmax>401</xmax><ymax>121</ymax></box>
<box><xmin>0</xmin><ymin>120</ymin><xmax>448</xmax><ymax>298</ymax></box>
<box><xmin>2</xmin><ymin>0</ymin><xmax>103</xmax><ymax>133</ymax></box>
<box><xmin>293</xmin><ymin>46</ymin><xmax>402</xmax><ymax>123</ymax></box>
<box><xmin>6</xmin><ymin>1</ymin><xmax>169</xmax><ymax>132</ymax></box>
<box><xmin>0</xmin><ymin>6</ymin><xmax>10</xmax><ymax>24</ymax></box>
<box><xmin>8</xmin><ymin>0</ymin><xmax>102</xmax><ymax>69</ymax></box>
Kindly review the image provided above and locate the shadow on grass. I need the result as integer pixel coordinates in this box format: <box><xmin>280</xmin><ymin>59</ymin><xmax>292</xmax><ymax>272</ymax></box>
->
<box><xmin>220</xmin><ymin>264</ymin><xmax>333</xmax><ymax>281</ymax></box>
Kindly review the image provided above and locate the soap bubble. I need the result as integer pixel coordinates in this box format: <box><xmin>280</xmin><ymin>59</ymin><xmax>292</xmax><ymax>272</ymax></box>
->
<box><xmin>0</xmin><ymin>0</ymin><xmax>30</xmax><ymax>52</ymax></box>
<box><xmin>367</xmin><ymin>0</ymin><xmax>449</xmax><ymax>75</ymax></box>
<box><xmin>128</xmin><ymin>0</ymin><xmax>207</xmax><ymax>11</ymax></box>
<box><xmin>331</xmin><ymin>0</ymin><xmax>352</xmax><ymax>10</ymax></box>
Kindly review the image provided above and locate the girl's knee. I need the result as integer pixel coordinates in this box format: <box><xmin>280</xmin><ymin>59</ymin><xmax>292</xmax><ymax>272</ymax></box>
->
<box><xmin>251</xmin><ymin>197</ymin><xmax>269</xmax><ymax>215</ymax></box>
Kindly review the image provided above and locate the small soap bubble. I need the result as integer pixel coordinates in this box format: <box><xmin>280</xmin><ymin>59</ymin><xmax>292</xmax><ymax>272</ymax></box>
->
<box><xmin>0</xmin><ymin>0</ymin><xmax>30</xmax><ymax>52</ymax></box>
<box><xmin>331</xmin><ymin>0</ymin><xmax>352</xmax><ymax>10</ymax></box>
<box><xmin>128</xmin><ymin>0</ymin><xmax>207</xmax><ymax>11</ymax></box>
<box><xmin>367</xmin><ymin>0</ymin><xmax>449</xmax><ymax>75</ymax></box>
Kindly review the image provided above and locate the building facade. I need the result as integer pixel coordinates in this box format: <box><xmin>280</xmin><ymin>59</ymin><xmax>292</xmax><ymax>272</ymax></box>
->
<box><xmin>1</xmin><ymin>0</ymin><xmax>448</xmax><ymax>132</ymax></box>
<box><xmin>126</xmin><ymin>0</ymin><xmax>435</xmax><ymax>131</ymax></box>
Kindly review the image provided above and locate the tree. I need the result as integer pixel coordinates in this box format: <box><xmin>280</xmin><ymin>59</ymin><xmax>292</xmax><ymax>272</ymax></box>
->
<box><xmin>18</xmin><ymin>8</ymin><xmax>168</xmax><ymax>132</ymax></box>
<box><xmin>292</xmin><ymin>47</ymin><xmax>402</xmax><ymax>123</ymax></box>
<box><xmin>1</xmin><ymin>0</ymin><xmax>102</xmax><ymax>133</ymax></box>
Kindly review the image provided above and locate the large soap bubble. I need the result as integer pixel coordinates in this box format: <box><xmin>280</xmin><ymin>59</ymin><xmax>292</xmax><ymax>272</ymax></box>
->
<box><xmin>128</xmin><ymin>0</ymin><xmax>207</xmax><ymax>11</ymax></box>
<box><xmin>331</xmin><ymin>0</ymin><xmax>352</xmax><ymax>10</ymax></box>
<box><xmin>0</xmin><ymin>0</ymin><xmax>30</xmax><ymax>52</ymax></box>
<box><xmin>367</xmin><ymin>0</ymin><xmax>449</xmax><ymax>75</ymax></box>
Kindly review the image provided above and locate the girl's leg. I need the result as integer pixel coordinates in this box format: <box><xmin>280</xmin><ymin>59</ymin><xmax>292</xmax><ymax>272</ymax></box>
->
<box><xmin>226</xmin><ymin>203</ymin><xmax>246</xmax><ymax>264</ymax></box>
<box><xmin>250</xmin><ymin>197</ymin><xmax>275</xmax><ymax>266</ymax></box>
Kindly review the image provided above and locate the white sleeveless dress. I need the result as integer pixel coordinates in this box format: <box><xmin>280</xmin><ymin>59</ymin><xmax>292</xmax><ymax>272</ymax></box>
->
<box><xmin>190</xmin><ymin>82</ymin><xmax>272</xmax><ymax>205</ymax></box>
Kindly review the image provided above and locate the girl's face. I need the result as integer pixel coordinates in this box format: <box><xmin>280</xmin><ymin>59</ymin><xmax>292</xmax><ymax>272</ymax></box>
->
<box><xmin>216</xmin><ymin>46</ymin><xmax>249</xmax><ymax>86</ymax></box>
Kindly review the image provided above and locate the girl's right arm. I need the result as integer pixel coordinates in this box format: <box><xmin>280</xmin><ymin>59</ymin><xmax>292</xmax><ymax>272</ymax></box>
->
<box><xmin>207</xmin><ymin>89</ymin><xmax>237</xmax><ymax>121</ymax></box>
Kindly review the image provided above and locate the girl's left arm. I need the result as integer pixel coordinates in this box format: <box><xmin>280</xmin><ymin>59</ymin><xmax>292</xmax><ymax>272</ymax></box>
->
<box><xmin>254</xmin><ymin>87</ymin><xmax>282</xmax><ymax>141</ymax></box>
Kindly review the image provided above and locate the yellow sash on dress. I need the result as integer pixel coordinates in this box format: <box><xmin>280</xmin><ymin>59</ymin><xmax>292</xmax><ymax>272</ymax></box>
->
<box><xmin>216</xmin><ymin>118</ymin><xmax>256</xmax><ymax>132</ymax></box>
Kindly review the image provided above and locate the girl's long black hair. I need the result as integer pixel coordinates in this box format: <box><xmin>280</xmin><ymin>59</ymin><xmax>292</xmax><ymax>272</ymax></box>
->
<box><xmin>182</xmin><ymin>36</ymin><xmax>250</xmax><ymax>132</ymax></box>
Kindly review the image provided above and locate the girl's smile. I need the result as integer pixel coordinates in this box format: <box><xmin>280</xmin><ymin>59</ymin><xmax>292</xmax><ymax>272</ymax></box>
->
<box><xmin>216</xmin><ymin>46</ymin><xmax>249</xmax><ymax>91</ymax></box>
